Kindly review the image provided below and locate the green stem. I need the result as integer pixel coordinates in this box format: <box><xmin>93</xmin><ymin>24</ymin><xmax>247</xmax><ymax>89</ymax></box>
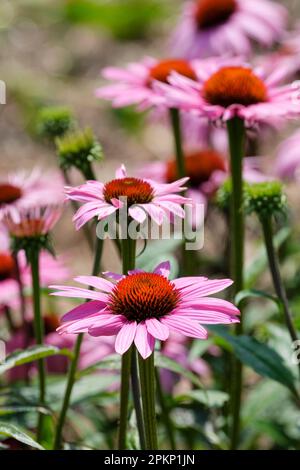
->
<box><xmin>4</xmin><ymin>306</ymin><xmax>16</xmax><ymax>332</ymax></box>
<box><xmin>155</xmin><ymin>368</ymin><xmax>175</xmax><ymax>450</ymax></box>
<box><xmin>138</xmin><ymin>353</ymin><xmax>158</xmax><ymax>450</ymax></box>
<box><xmin>169</xmin><ymin>108</ymin><xmax>186</xmax><ymax>179</ymax></box>
<box><xmin>30</xmin><ymin>249</ymin><xmax>46</xmax><ymax>443</ymax></box>
<box><xmin>226</xmin><ymin>117</ymin><xmax>245</xmax><ymax>450</ymax></box>
<box><xmin>261</xmin><ymin>216</ymin><xmax>300</xmax><ymax>376</ymax></box>
<box><xmin>53</xmin><ymin>237</ymin><xmax>103</xmax><ymax>450</ymax></box>
<box><xmin>118</xmin><ymin>237</ymin><xmax>146</xmax><ymax>449</ymax></box>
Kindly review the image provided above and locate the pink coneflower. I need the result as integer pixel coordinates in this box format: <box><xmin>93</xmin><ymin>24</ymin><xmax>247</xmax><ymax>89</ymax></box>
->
<box><xmin>170</xmin><ymin>0</ymin><xmax>287</xmax><ymax>59</ymax></box>
<box><xmin>0</xmin><ymin>169</ymin><xmax>64</xmax><ymax>223</ymax></box>
<box><xmin>66</xmin><ymin>164</ymin><xmax>191</xmax><ymax>229</ymax></box>
<box><xmin>3</xmin><ymin>205</ymin><xmax>62</xmax><ymax>239</ymax></box>
<box><xmin>95</xmin><ymin>57</ymin><xmax>198</xmax><ymax>110</ymax></box>
<box><xmin>50</xmin><ymin>261</ymin><xmax>240</xmax><ymax>359</ymax></box>
<box><xmin>139</xmin><ymin>150</ymin><xmax>268</xmax><ymax>205</ymax></box>
<box><xmin>155</xmin><ymin>58</ymin><xmax>300</xmax><ymax>127</ymax></box>
<box><xmin>275</xmin><ymin>129</ymin><xmax>300</xmax><ymax>181</ymax></box>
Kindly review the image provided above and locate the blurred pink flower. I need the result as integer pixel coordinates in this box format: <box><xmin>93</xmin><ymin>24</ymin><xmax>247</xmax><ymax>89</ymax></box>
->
<box><xmin>51</xmin><ymin>261</ymin><xmax>239</xmax><ymax>359</ymax></box>
<box><xmin>170</xmin><ymin>0</ymin><xmax>287</xmax><ymax>59</ymax></box>
<box><xmin>154</xmin><ymin>58</ymin><xmax>300</xmax><ymax>127</ymax></box>
<box><xmin>0</xmin><ymin>169</ymin><xmax>64</xmax><ymax>223</ymax></box>
<box><xmin>275</xmin><ymin>129</ymin><xmax>300</xmax><ymax>181</ymax></box>
<box><xmin>66</xmin><ymin>164</ymin><xmax>191</xmax><ymax>228</ymax></box>
<box><xmin>3</xmin><ymin>205</ymin><xmax>62</xmax><ymax>238</ymax></box>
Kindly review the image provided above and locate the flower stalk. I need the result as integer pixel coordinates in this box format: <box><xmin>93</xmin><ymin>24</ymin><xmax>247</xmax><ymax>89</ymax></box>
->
<box><xmin>29</xmin><ymin>248</ymin><xmax>46</xmax><ymax>443</ymax></box>
<box><xmin>138</xmin><ymin>353</ymin><xmax>158</xmax><ymax>450</ymax></box>
<box><xmin>169</xmin><ymin>108</ymin><xmax>186</xmax><ymax>180</ymax></box>
<box><xmin>53</xmin><ymin>237</ymin><xmax>103</xmax><ymax>450</ymax></box>
<box><xmin>226</xmin><ymin>116</ymin><xmax>246</xmax><ymax>450</ymax></box>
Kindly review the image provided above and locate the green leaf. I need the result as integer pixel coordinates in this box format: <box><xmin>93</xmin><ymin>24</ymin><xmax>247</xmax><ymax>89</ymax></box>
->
<box><xmin>155</xmin><ymin>353</ymin><xmax>203</xmax><ymax>389</ymax></box>
<box><xmin>0</xmin><ymin>422</ymin><xmax>44</xmax><ymax>450</ymax></box>
<box><xmin>235</xmin><ymin>289</ymin><xmax>280</xmax><ymax>308</ymax></box>
<box><xmin>0</xmin><ymin>406</ymin><xmax>50</xmax><ymax>416</ymax></box>
<box><xmin>175</xmin><ymin>390</ymin><xmax>229</xmax><ymax>408</ymax></box>
<box><xmin>209</xmin><ymin>326</ymin><xmax>297</xmax><ymax>395</ymax></box>
<box><xmin>76</xmin><ymin>354</ymin><xmax>121</xmax><ymax>378</ymax></box>
<box><xmin>0</xmin><ymin>345</ymin><xmax>72</xmax><ymax>375</ymax></box>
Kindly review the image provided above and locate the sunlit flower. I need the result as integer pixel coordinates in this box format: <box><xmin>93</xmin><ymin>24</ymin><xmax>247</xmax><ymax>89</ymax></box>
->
<box><xmin>66</xmin><ymin>164</ymin><xmax>191</xmax><ymax>229</ymax></box>
<box><xmin>0</xmin><ymin>169</ymin><xmax>64</xmax><ymax>223</ymax></box>
<box><xmin>275</xmin><ymin>129</ymin><xmax>300</xmax><ymax>181</ymax></box>
<box><xmin>170</xmin><ymin>0</ymin><xmax>287</xmax><ymax>59</ymax></box>
<box><xmin>50</xmin><ymin>261</ymin><xmax>240</xmax><ymax>359</ymax></box>
<box><xmin>155</xmin><ymin>58</ymin><xmax>300</xmax><ymax>127</ymax></box>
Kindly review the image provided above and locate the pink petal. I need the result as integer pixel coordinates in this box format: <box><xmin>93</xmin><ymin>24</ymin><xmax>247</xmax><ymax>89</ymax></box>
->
<box><xmin>61</xmin><ymin>300</ymin><xmax>106</xmax><ymax>322</ymax></box>
<box><xmin>146</xmin><ymin>318</ymin><xmax>169</xmax><ymax>340</ymax></box>
<box><xmin>88</xmin><ymin>315</ymin><xmax>126</xmax><ymax>336</ymax></box>
<box><xmin>74</xmin><ymin>276</ymin><xmax>114</xmax><ymax>293</ymax></box>
<box><xmin>134</xmin><ymin>322</ymin><xmax>156</xmax><ymax>359</ymax></box>
<box><xmin>115</xmin><ymin>164</ymin><xmax>127</xmax><ymax>178</ymax></box>
<box><xmin>50</xmin><ymin>285</ymin><xmax>109</xmax><ymax>302</ymax></box>
<box><xmin>153</xmin><ymin>261</ymin><xmax>171</xmax><ymax>278</ymax></box>
<box><xmin>128</xmin><ymin>206</ymin><xmax>147</xmax><ymax>224</ymax></box>
<box><xmin>176</xmin><ymin>279</ymin><xmax>233</xmax><ymax>297</ymax></box>
<box><xmin>161</xmin><ymin>315</ymin><xmax>208</xmax><ymax>339</ymax></box>
<box><xmin>115</xmin><ymin>321</ymin><xmax>137</xmax><ymax>355</ymax></box>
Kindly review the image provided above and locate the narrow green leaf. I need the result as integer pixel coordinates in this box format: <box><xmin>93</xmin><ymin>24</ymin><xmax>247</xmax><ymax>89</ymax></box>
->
<box><xmin>175</xmin><ymin>390</ymin><xmax>229</xmax><ymax>408</ymax></box>
<box><xmin>0</xmin><ymin>422</ymin><xmax>44</xmax><ymax>450</ymax></box>
<box><xmin>235</xmin><ymin>289</ymin><xmax>280</xmax><ymax>308</ymax></box>
<box><xmin>0</xmin><ymin>345</ymin><xmax>72</xmax><ymax>375</ymax></box>
<box><xmin>209</xmin><ymin>326</ymin><xmax>297</xmax><ymax>395</ymax></box>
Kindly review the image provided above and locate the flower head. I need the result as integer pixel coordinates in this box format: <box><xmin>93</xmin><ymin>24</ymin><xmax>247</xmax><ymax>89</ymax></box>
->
<box><xmin>66</xmin><ymin>164</ymin><xmax>191</xmax><ymax>229</ymax></box>
<box><xmin>55</xmin><ymin>127</ymin><xmax>103</xmax><ymax>175</ymax></box>
<box><xmin>3</xmin><ymin>205</ymin><xmax>62</xmax><ymax>256</ymax></box>
<box><xmin>95</xmin><ymin>57</ymin><xmax>199</xmax><ymax>110</ymax></box>
<box><xmin>170</xmin><ymin>0</ymin><xmax>287</xmax><ymax>59</ymax></box>
<box><xmin>155</xmin><ymin>58</ymin><xmax>300</xmax><ymax>126</ymax></box>
<box><xmin>245</xmin><ymin>181</ymin><xmax>287</xmax><ymax>219</ymax></box>
<box><xmin>0</xmin><ymin>169</ymin><xmax>64</xmax><ymax>223</ymax></box>
<box><xmin>50</xmin><ymin>261</ymin><xmax>239</xmax><ymax>359</ymax></box>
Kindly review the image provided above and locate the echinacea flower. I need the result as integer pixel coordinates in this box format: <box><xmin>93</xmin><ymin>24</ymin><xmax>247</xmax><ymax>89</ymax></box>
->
<box><xmin>155</xmin><ymin>58</ymin><xmax>300</xmax><ymax>127</ymax></box>
<box><xmin>0</xmin><ymin>169</ymin><xmax>64</xmax><ymax>223</ymax></box>
<box><xmin>95</xmin><ymin>57</ymin><xmax>199</xmax><ymax>110</ymax></box>
<box><xmin>275</xmin><ymin>129</ymin><xmax>300</xmax><ymax>181</ymax></box>
<box><xmin>170</xmin><ymin>0</ymin><xmax>287</xmax><ymax>59</ymax></box>
<box><xmin>138</xmin><ymin>150</ymin><xmax>268</xmax><ymax>208</ymax></box>
<box><xmin>66</xmin><ymin>164</ymin><xmax>191</xmax><ymax>229</ymax></box>
<box><xmin>50</xmin><ymin>261</ymin><xmax>240</xmax><ymax>359</ymax></box>
<box><xmin>3</xmin><ymin>205</ymin><xmax>62</xmax><ymax>240</ymax></box>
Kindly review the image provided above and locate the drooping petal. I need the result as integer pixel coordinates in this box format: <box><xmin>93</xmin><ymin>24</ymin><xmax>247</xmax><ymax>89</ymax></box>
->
<box><xmin>88</xmin><ymin>315</ymin><xmax>126</xmax><ymax>336</ymax></box>
<box><xmin>146</xmin><ymin>318</ymin><xmax>169</xmax><ymax>340</ymax></box>
<box><xmin>115</xmin><ymin>321</ymin><xmax>137</xmax><ymax>355</ymax></box>
<box><xmin>161</xmin><ymin>315</ymin><xmax>208</xmax><ymax>339</ymax></box>
<box><xmin>50</xmin><ymin>285</ymin><xmax>109</xmax><ymax>302</ymax></box>
<box><xmin>134</xmin><ymin>322</ymin><xmax>156</xmax><ymax>359</ymax></box>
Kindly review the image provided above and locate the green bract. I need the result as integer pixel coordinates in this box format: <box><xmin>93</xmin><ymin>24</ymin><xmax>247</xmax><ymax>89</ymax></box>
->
<box><xmin>245</xmin><ymin>181</ymin><xmax>287</xmax><ymax>219</ymax></box>
<box><xmin>55</xmin><ymin>127</ymin><xmax>103</xmax><ymax>174</ymax></box>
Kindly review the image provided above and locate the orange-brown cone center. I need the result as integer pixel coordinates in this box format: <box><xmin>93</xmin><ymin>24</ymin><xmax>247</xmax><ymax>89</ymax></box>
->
<box><xmin>109</xmin><ymin>272</ymin><xmax>180</xmax><ymax>322</ymax></box>
<box><xmin>103</xmin><ymin>177</ymin><xmax>154</xmax><ymax>206</ymax></box>
<box><xmin>203</xmin><ymin>66</ymin><xmax>268</xmax><ymax>108</ymax></box>
<box><xmin>148</xmin><ymin>59</ymin><xmax>197</xmax><ymax>85</ymax></box>
<box><xmin>0</xmin><ymin>184</ymin><xmax>22</xmax><ymax>205</ymax></box>
<box><xmin>195</xmin><ymin>0</ymin><xmax>237</xmax><ymax>29</ymax></box>
<box><xmin>166</xmin><ymin>150</ymin><xmax>226</xmax><ymax>187</ymax></box>
<box><xmin>0</xmin><ymin>253</ymin><xmax>16</xmax><ymax>281</ymax></box>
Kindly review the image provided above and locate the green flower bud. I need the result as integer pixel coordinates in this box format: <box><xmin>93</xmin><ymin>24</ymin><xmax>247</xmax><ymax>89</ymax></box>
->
<box><xmin>245</xmin><ymin>181</ymin><xmax>287</xmax><ymax>219</ymax></box>
<box><xmin>56</xmin><ymin>127</ymin><xmax>103</xmax><ymax>175</ymax></box>
<box><xmin>36</xmin><ymin>106</ymin><xmax>75</xmax><ymax>140</ymax></box>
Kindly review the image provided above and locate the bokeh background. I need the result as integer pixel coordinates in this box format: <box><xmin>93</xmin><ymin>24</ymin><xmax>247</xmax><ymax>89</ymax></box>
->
<box><xmin>0</xmin><ymin>0</ymin><xmax>299</xmax><ymax>272</ymax></box>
